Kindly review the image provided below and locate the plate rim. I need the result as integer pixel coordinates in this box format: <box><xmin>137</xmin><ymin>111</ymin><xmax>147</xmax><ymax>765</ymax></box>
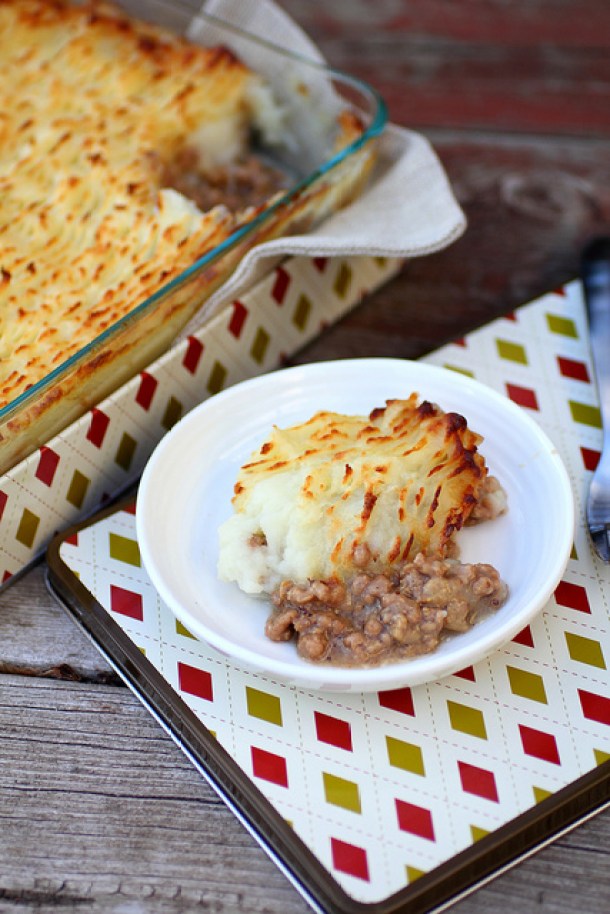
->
<box><xmin>136</xmin><ymin>357</ymin><xmax>575</xmax><ymax>691</ymax></box>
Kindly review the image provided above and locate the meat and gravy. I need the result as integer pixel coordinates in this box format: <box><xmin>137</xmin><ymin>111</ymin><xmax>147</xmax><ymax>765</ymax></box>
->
<box><xmin>218</xmin><ymin>394</ymin><xmax>509</xmax><ymax>667</ymax></box>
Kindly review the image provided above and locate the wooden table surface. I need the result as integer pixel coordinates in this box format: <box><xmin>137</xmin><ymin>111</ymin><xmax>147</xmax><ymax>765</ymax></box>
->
<box><xmin>2</xmin><ymin>2</ymin><xmax>610</xmax><ymax>912</ymax></box>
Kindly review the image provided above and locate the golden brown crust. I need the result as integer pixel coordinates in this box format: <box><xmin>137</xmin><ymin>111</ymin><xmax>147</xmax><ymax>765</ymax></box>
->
<box><xmin>228</xmin><ymin>394</ymin><xmax>490</xmax><ymax>583</ymax></box>
<box><xmin>0</xmin><ymin>0</ymin><xmax>373</xmax><ymax>474</ymax></box>
<box><xmin>0</xmin><ymin>0</ymin><xmax>269</xmax><ymax>409</ymax></box>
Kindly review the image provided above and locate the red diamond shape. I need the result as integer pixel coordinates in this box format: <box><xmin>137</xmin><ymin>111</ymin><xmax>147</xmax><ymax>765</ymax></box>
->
<box><xmin>513</xmin><ymin>625</ymin><xmax>535</xmax><ymax>647</ymax></box>
<box><xmin>396</xmin><ymin>799</ymin><xmax>435</xmax><ymax>840</ymax></box>
<box><xmin>379</xmin><ymin>687</ymin><xmax>415</xmax><ymax>716</ymax></box>
<box><xmin>554</xmin><ymin>580</ymin><xmax>590</xmax><ymax>614</ymax></box>
<box><xmin>506</xmin><ymin>383</ymin><xmax>539</xmax><ymax>411</ymax></box>
<box><xmin>454</xmin><ymin>666</ymin><xmax>476</xmax><ymax>681</ymax></box>
<box><xmin>35</xmin><ymin>447</ymin><xmax>60</xmax><ymax>486</ymax></box>
<box><xmin>330</xmin><ymin>838</ymin><xmax>370</xmax><ymax>881</ymax></box>
<box><xmin>87</xmin><ymin>408</ymin><xmax>110</xmax><ymax>448</ymax></box>
<box><xmin>228</xmin><ymin>301</ymin><xmax>248</xmax><ymax>338</ymax></box>
<box><xmin>135</xmin><ymin>372</ymin><xmax>158</xmax><ymax>410</ymax></box>
<box><xmin>109</xmin><ymin>584</ymin><xmax>143</xmax><ymax>621</ymax></box>
<box><xmin>0</xmin><ymin>491</ymin><xmax>6</xmax><ymax>522</ymax></box>
<box><xmin>271</xmin><ymin>266</ymin><xmax>290</xmax><ymax>304</ymax></box>
<box><xmin>557</xmin><ymin>356</ymin><xmax>590</xmax><ymax>383</ymax></box>
<box><xmin>178</xmin><ymin>662</ymin><xmax>213</xmax><ymax>702</ymax></box>
<box><xmin>581</xmin><ymin>447</ymin><xmax>600</xmax><ymax>472</ymax></box>
<box><xmin>519</xmin><ymin>724</ymin><xmax>560</xmax><ymax>764</ymax></box>
<box><xmin>458</xmin><ymin>761</ymin><xmax>499</xmax><ymax>801</ymax></box>
<box><xmin>312</xmin><ymin>256</ymin><xmax>328</xmax><ymax>272</ymax></box>
<box><xmin>579</xmin><ymin>689</ymin><xmax>610</xmax><ymax>726</ymax></box>
<box><xmin>314</xmin><ymin>712</ymin><xmax>353</xmax><ymax>751</ymax></box>
<box><xmin>182</xmin><ymin>336</ymin><xmax>204</xmax><ymax>374</ymax></box>
<box><xmin>251</xmin><ymin>747</ymin><xmax>288</xmax><ymax>787</ymax></box>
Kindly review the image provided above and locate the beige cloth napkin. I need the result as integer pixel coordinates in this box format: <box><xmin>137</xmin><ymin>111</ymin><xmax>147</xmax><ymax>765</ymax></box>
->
<box><xmin>179</xmin><ymin>0</ymin><xmax>466</xmax><ymax>336</ymax></box>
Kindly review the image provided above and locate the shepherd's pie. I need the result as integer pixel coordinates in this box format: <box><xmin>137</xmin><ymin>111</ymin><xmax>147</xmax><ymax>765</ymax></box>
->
<box><xmin>0</xmin><ymin>0</ymin><xmax>368</xmax><ymax>470</ymax></box>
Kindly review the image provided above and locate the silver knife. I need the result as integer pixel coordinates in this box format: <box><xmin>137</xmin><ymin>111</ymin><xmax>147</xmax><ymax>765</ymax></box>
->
<box><xmin>582</xmin><ymin>237</ymin><xmax>610</xmax><ymax>562</ymax></box>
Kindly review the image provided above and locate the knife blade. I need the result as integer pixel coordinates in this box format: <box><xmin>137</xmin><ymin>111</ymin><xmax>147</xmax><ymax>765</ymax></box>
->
<box><xmin>581</xmin><ymin>237</ymin><xmax>610</xmax><ymax>562</ymax></box>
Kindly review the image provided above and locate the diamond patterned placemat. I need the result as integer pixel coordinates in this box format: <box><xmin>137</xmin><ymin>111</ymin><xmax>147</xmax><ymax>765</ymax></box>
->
<box><xmin>0</xmin><ymin>254</ymin><xmax>401</xmax><ymax>585</ymax></box>
<box><xmin>54</xmin><ymin>280</ymin><xmax>610</xmax><ymax>908</ymax></box>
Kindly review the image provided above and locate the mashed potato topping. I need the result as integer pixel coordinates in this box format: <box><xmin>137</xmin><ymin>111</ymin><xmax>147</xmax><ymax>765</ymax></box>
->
<box><xmin>218</xmin><ymin>394</ymin><xmax>507</xmax><ymax>595</ymax></box>
<box><xmin>0</xmin><ymin>0</ymin><xmax>287</xmax><ymax>411</ymax></box>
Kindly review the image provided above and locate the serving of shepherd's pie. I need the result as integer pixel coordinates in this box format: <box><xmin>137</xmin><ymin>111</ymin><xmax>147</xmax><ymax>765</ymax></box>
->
<box><xmin>218</xmin><ymin>394</ymin><xmax>508</xmax><ymax>666</ymax></box>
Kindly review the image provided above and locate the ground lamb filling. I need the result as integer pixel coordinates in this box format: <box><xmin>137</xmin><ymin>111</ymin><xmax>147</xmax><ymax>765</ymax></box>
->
<box><xmin>162</xmin><ymin>147</ymin><xmax>289</xmax><ymax>214</ymax></box>
<box><xmin>266</xmin><ymin>551</ymin><xmax>508</xmax><ymax>666</ymax></box>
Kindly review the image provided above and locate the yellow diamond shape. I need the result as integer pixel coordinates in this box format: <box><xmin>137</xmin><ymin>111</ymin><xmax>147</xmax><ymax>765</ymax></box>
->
<box><xmin>470</xmin><ymin>825</ymin><xmax>490</xmax><ymax>843</ymax></box>
<box><xmin>496</xmin><ymin>339</ymin><xmax>528</xmax><ymax>364</ymax></box>
<box><xmin>546</xmin><ymin>313</ymin><xmax>578</xmax><ymax>338</ymax></box>
<box><xmin>569</xmin><ymin>400</ymin><xmax>602</xmax><ymax>429</ymax></box>
<box><xmin>444</xmin><ymin>363</ymin><xmax>475</xmax><ymax>378</ymax></box>
<box><xmin>66</xmin><ymin>469</ymin><xmax>90</xmax><ymax>509</ymax></box>
<box><xmin>323</xmin><ymin>772</ymin><xmax>361</xmax><ymax>813</ymax></box>
<box><xmin>108</xmin><ymin>532</ymin><xmax>141</xmax><ymax>567</ymax></box>
<box><xmin>292</xmin><ymin>293</ymin><xmax>311</xmax><ymax>331</ymax></box>
<box><xmin>565</xmin><ymin>632</ymin><xmax>606</xmax><ymax>669</ymax></box>
<box><xmin>207</xmin><ymin>360</ymin><xmax>227</xmax><ymax>395</ymax></box>
<box><xmin>533</xmin><ymin>785</ymin><xmax>552</xmax><ymax>804</ymax></box>
<box><xmin>507</xmin><ymin>666</ymin><xmax>548</xmax><ymax>703</ymax></box>
<box><xmin>162</xmin><ymin>396</ymin><xmax>183</xmax><ymax>431</ymax></box>
<box><xmin>447</xmin><ymin>700</ymin><xmax>487</xmax><ymax>739</ymax></box>
<box><xmin>246</xmin><ymin>687</ymin><xmax>282</xmax><ymax>726</ymax></box>
<box><xmin>16</xmin><ymin>508</ymin><xmax>40</xmax><ymax>548</ymax></box>
<box><xmin>115</xmin><ymin>432</ymin><xmax>137</xmax><ymax>471</ymax></box>
<box><xmin>386</xmin><ymin>736</ymin><xmax>425</xmax><ymax>775</ymax></box>
<box><xmin>250</xmin><ymin>327</ymin><xmax>270</xmax><ymax>364</ymax></box>
<box><xmin>333</xmin><ymin>262</ymin><xmax>352</xmax><ymax>298</ymax></box>
<box><xmin>405</xmin><ymin>865</ymin><xmax>426</xmax><ymax>883</ymax></box>
<box><xmin>176</xmin><ymin>619</ymin><xmax>196</xmax><ymax>640</ymax></box>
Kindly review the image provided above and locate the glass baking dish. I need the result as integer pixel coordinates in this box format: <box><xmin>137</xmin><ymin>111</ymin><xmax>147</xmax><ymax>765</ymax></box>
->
<box><xmin>0</xmin><ymin>0</ymin><xmax>386</xmax><ymax>475</ymax></box>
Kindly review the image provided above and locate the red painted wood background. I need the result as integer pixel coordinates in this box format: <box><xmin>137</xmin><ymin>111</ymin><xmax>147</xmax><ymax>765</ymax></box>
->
<box><xmin>279</xmin><ymin>0</ymin><xmax>610</xmax><ymax>362</ymax></box>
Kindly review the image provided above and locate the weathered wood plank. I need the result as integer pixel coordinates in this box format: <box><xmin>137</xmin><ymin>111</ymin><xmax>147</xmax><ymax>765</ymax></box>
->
<box><xmin>0</xmin><ymin>674</ymin><xmax>311</xmax><ymax>914</ymax></box>
<box><xmin>0</xmin><ymin>564</ymin><xmax>116</xmax><ymax>681</ymax></box>
<box><xmin>0</xmin><ymin>674</ymin><xmax>609</xmax><ymax>914</ymax></box>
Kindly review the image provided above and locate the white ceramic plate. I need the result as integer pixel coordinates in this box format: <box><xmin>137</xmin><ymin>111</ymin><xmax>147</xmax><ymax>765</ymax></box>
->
<box><xmin>136</xmin><ymin>358</ymin><xmax>574</xmax><ymax>692</ymax></box>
